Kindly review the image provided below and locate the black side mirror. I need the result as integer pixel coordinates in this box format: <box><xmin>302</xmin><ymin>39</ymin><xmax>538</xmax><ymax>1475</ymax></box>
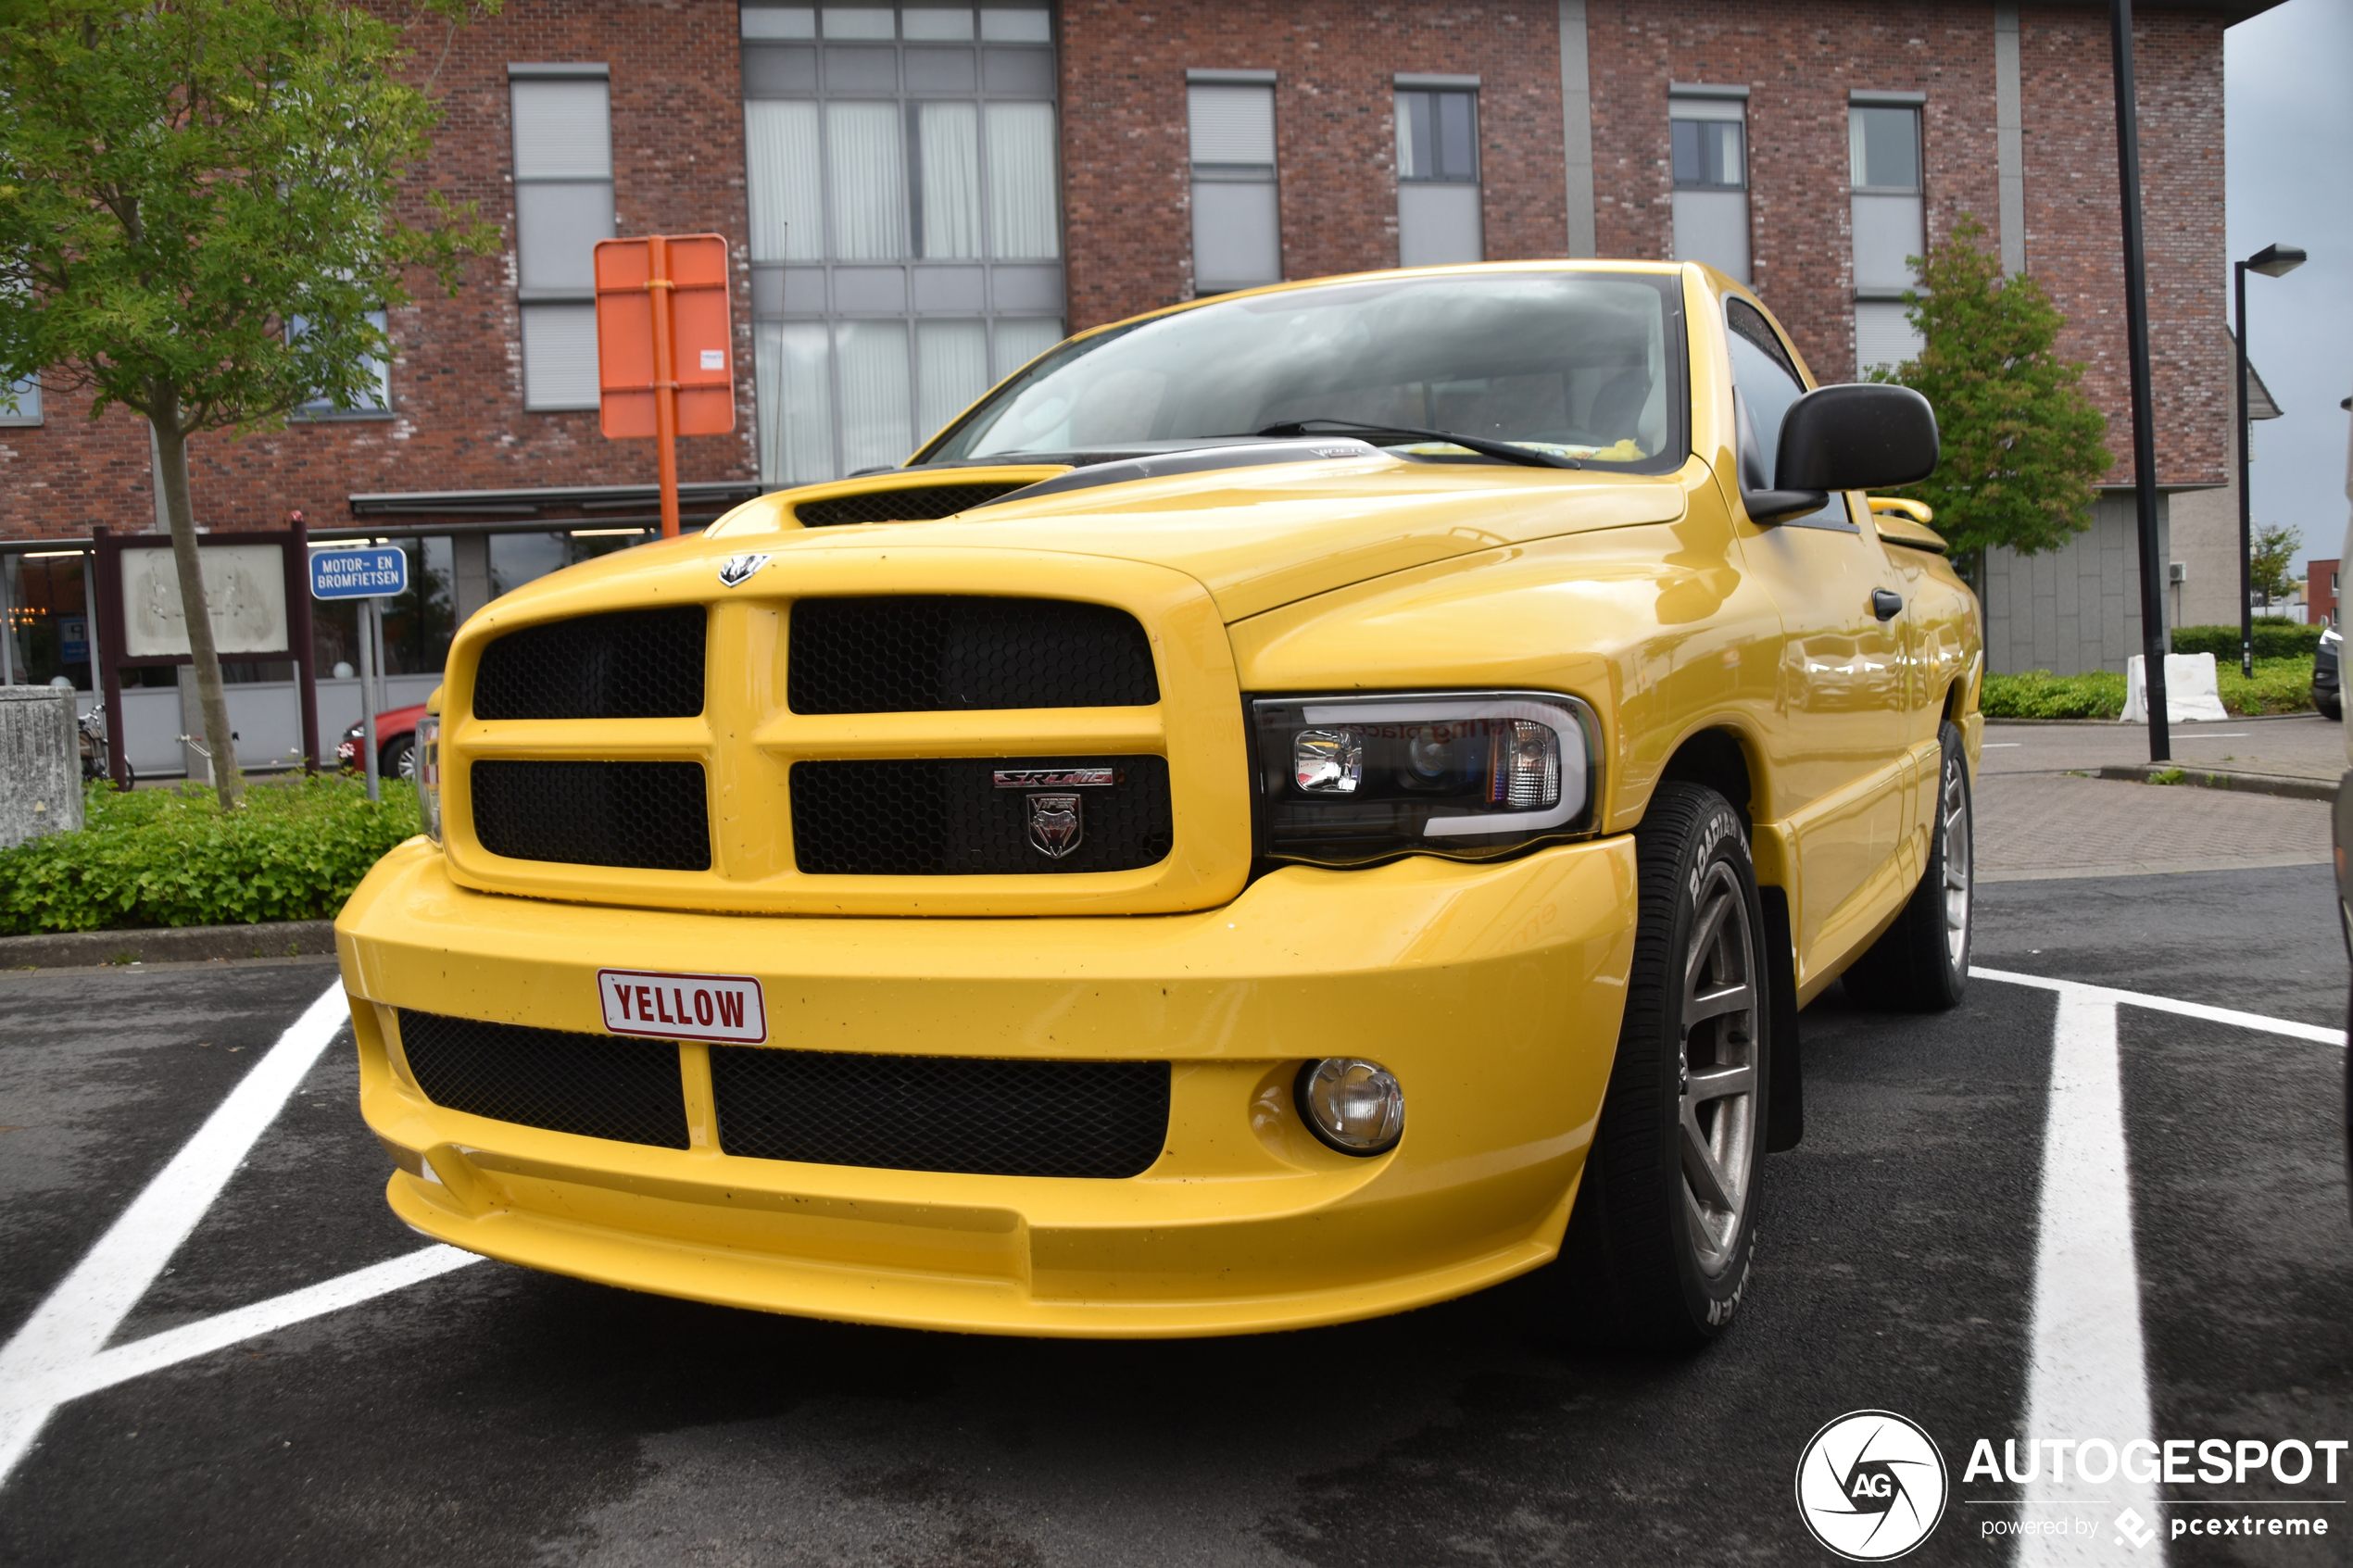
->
<box><xmin>1778</xmin><ymin>383</ymin><xmax>1940</xmax><ymax>492</ymax></box>
<box><xmin>1744</xmin><ymin>383</ymin><xmax>1939</xmax><ymax>523</ymax></box>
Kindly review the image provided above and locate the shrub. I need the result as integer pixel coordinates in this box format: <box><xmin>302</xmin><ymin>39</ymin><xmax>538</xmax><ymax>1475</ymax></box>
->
<box><xmin>0</xmin><ymin>774</ymin><xmax>421</xmax><ymax>935</ymax></box>
<box><xmin>2169</xmin><ymin>621</ymin><xmax>2323</xmax><ymax>661</ymax></box>
<box><xmin>1982</xmin><ymin>657</ymin><xmax>2313</xmax><ymax>721</ymax></box>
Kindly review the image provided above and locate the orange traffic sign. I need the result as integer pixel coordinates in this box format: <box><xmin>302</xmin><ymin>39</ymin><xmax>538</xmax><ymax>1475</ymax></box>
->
<box><xmin>595</xmin><ymin>234</ymin><xmax>735</xmax><ymax>537</ymax></box>
<box><xmin>595</xmin><ymin>235</ymin><xmax>734</xmax><ymax>439</ymax></box>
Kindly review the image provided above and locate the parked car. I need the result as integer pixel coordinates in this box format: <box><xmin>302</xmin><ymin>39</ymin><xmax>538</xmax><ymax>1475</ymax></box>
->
<box><xmin>336</xmin><ymin>261</ymin><xmax>1977</xmax><ymax>1346</ymax></box>
<box><xmin>338</xmin><ymin>702</ymin><xmax>426</xmax><ymax>780</ymax></box>
<box><xmin>2315</xmin><ymin>625</ymin><xmax>2340</xmax><ymax>720</ymax></box>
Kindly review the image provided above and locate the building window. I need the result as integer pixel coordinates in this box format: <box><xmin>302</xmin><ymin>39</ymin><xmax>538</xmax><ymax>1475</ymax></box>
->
<box><xmin>740</xmin><ymin>3</ymin><xmax>1063</xmax><ymax>485</ymax></box>
<box><xmin>1188</xmin><ymin>74</ymin><xmax>1279</xmax><ymax>295</ymax></box>
<box><xmin>294</xmin><ymin>309</ymin><xmax>392</xmax><ymax>418</ymax></box>
<box><xmin>510</xmin><ymin>66</ymin><xmax>614</xmax><ymax>410</ymax></box>
<box><xmin>1851</xmin><ymin>97</ymin><xmax>1925</xmax><ymax>372</ymax></box>
<box><xmin>1394</xmin><ymin>80</ymin><xmax>1482</xmax><ymax>267</ymax></box>
<box><xmin>0</xmin><ymin>376</ymin><xmax>38</xmax><ymax>427</ymax></box>
<box><xmin>1669</xmin><ymin>89</ymin><xmax>1749</xmax><ymax>284</ymax></box>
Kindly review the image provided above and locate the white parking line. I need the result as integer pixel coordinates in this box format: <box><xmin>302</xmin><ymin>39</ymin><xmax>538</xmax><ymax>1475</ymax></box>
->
<box><xmin>2009</xmin><ymin>984</ymin><xmax>2163</xmax><ymax>1565</ymax></box>
<box><xmin>1972</xmin><ymin>966</ymin><xmax>2345</xmax><ymax>1045</ymax></box>
<box><xmin>0</xmin><ymin>982</ymin><xmax>484</xmax><ymax>1492</ymax></box>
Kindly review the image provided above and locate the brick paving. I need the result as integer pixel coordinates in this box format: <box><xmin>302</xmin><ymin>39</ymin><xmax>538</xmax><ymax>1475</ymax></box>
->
<box><xmin>1975</xmin><ymin>714</ymin><xmax>2340</xmax><ymax>881</ymax></box>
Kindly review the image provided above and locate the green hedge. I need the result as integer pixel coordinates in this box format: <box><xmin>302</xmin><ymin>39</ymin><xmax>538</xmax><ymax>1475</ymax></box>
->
<box><xmin>1982</xmin><ymin>656</ymin><xmax>2314</xmax><ymax>721</ymax></box>
<box><xmin>0</xmin><ymin>774</ymin><xmax>421</xmax><ymax>935</ymax></box>
<box><xmin>2170</xmin><ymin>621</ymin><xmax>2324</xmax><ymax>660</ymax></box>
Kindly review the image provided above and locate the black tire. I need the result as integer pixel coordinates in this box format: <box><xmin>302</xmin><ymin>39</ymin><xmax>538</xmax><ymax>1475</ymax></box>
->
<box><xmin>379</xmin><ymin>735</ymin><xmax>414</xmax><ymax>782</ymax></box>
<box><xmin>1535</xmin><ymin>781</ymin><xmax>1771</xmax><ymax>1348</ymax></box>
<box><xmin>1842</xmin><ymin>721</ymin><xmax>1973</xmax><ymax>1012</ymax></box>
<box><xmin>2321</xmin><ymin>696</ymin><xmax>2343</xmax><ymax>722</ymax></box>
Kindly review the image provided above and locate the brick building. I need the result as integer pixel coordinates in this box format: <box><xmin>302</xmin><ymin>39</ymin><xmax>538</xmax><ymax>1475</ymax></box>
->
<box><xmin>0</xmin><ymin>0</ymin><xmax>2274</xmax><ymax>771</ymax></box>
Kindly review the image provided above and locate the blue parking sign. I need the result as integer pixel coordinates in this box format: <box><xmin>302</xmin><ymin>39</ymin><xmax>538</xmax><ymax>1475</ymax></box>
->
<box><xmin>310</xmin><ymin>546</ymin><xmax>409</xmax><ymax>599</ymax></box>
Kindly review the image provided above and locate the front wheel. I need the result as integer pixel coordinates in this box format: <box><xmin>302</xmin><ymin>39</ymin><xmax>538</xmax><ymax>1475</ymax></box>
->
<box><xmin>379</xmin><ymin>735</ymin><xmax>414</xmax><ymax>782</ymax></box>
<box><xmin>1534</xmin><ymin>781</ymin><xmax>1770</xmax><ymax>1348</ymax></box>
<box><xmin>1842</xmin><ymin>721</ymin><xmax>1973</xmax><ymax>1011</ymax></box>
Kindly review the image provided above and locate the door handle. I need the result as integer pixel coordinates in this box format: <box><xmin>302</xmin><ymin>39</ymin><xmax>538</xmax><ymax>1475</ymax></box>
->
<box><xmin>1871</xmin><ymin>588</ymin><xmax>1904</xmax><ymax>622</ymax></box>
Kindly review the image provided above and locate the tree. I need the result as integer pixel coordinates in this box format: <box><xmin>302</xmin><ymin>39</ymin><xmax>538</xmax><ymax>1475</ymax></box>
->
<box><xmin>0</xmin><ymin>0</ymin><xmax>494</xmax><ymax>806</ymax></box>
<box><xmin>1871</xmin><ymin>214</ymin><xmax>2114</xmax><ymax>571</ymax></box>
<box><xmin>2250</xmin><ymin>522</ymin><xmax>2301</xmax><ymax>610</ymax></box>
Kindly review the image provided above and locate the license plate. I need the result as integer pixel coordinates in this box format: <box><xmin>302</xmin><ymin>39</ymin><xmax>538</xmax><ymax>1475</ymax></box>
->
<box><xmin>597</xmin><ymin>968</ymin><xmax>767</xmax><ymax>1045</ymax></box>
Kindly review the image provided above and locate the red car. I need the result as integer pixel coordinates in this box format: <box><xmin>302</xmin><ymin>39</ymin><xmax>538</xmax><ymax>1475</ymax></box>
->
<box><xmin>338</xmin><ymin>702</ymin><xmax>426</xmax><ymax>780</ymax></box>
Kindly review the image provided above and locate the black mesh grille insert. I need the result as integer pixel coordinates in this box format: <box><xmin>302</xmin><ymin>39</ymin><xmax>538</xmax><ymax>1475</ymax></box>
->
<box><xmin>396</xmin><ymin>1010</ymin><xmax>689</xmax><ymax>1148</ymax></box>
<box><xmin>791</xmin><ymin>756</ymin><xmax>1171</xmax><ymax>875</ymax></box>
<box><xmin>711</xmin><ymin>1047</ymin><xmax>1169</xmax><ymax>1177</ymax></box>
<box><xmin>473</xmin><ymin>608</ymin><xmax>705</xmax><ymax>721</ymax></box>
<box><xmin>471</xmin><ymin>760</ymin><xmax>711</xmax><ymax>871</ymax></box>
<box><xmin>794</xmin><ymin>483</ymin><xmax>1031</xmax><ymax>528</ymax></box>
<box><xmin>787</xmin><ymin>596</ymin><xmax>1158</xmax><ymax>713</ymax></box>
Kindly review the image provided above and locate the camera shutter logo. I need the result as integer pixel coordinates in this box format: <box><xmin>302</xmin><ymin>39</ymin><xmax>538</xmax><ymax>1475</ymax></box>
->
<box><xmin>1794</xmin><ymin>1410</ymin><xmax>1949</xmax><ymax>1561</ymax></box>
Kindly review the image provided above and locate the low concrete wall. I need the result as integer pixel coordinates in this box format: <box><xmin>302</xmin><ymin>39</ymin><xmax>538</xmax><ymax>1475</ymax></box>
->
<box><xmin>0</xmin><ymin>686</ymin><xmax>82</xmax><ymax>847</ymax></box>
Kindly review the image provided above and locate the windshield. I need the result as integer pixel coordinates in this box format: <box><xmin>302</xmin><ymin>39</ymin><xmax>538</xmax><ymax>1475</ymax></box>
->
<box><xmin>918</xmin><ymin>270</ymin><xmax>1688</xmax><ymax>475</ymax></box>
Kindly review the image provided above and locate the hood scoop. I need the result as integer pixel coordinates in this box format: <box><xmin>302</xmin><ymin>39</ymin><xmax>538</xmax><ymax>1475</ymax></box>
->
<box><xmin>794</xmin><ymin>481</ymin><xmax>1037</xmax><ymax>528</ymax></box>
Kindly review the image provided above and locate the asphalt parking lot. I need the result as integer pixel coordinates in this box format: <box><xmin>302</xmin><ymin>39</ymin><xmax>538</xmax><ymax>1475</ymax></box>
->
<box><xmin>2</xmin><ymin>816</ymin><xmax>2348</xmax><ymax>1565</ymax></box>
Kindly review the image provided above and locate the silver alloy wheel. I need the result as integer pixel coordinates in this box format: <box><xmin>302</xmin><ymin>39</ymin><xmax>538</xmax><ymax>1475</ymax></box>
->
<box><xmin>1941</xmin><ymin>753</ymin><xmax>1972</xmax><ymax>968</ymax></box>
<box><xmin>1679</xmin><ymin>860</ymin><xmax>1759</xmax><ymax>1277</ymax></box>
<box><xmin>396</xmin><ymin>744</ymin><xmax>417</xmax><ymax>782</ymax></box>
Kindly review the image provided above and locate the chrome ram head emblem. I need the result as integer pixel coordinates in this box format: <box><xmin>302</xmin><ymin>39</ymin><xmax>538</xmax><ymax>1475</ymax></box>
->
<box><xmin>716</xmin><ymin>553</ymin><xmax>772</xmax><ymax>588</ymax></box>
<box><xmin>1026</xmin><ymin>793</ymin><xmax>1083</xmax><ymax>859</ymax></box>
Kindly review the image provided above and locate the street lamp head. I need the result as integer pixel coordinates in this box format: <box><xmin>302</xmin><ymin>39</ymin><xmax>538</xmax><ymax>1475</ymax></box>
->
<box><xmin>2246</xmin><ymin>244</ymin><xmax>2307</xmax><ymax>279</ymax></box>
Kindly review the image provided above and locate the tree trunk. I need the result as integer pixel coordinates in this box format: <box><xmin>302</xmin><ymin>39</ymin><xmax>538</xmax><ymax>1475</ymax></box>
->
<box><xmin>150</xmin><ymin>388</ymin><xmax>245</xmax><ymax>809</ymax></box>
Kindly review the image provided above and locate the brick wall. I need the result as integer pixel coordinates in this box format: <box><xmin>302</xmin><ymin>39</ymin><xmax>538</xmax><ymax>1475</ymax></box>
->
<box><xmin>0</xmin><ymin>0</ymin><xmax>756</xmax><ymax>545</ymax></box>
<box><xmin>2018</xmin><ymin>6</ymin><xmax>2228</xmax><ymax>486</ymax></box>
<box><xmin>1059</xmin><ymin>0</ymin><xmax>1569</xmax><ymax>332</ymax></box>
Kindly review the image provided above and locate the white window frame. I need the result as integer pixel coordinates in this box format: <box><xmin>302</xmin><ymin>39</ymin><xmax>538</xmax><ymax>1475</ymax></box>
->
<box><xmin>1393</xmin><ymin>73</ymin><xmax>1483</xmax><ymax>268</ymax></box>
<box><xmin>1849</xmin><ymin>90</ymin><xmax>1927</xmax><ymax>373</ymax></box>
<box><xmin>1667</xmin><ymin>84</ymin><xmax>1750</xmax><ymax>285</ymax></box>
<box><xmin>0</xmin><ymin>375</ymin><xmax>39</xmax><ymax>427</ymax></box>
<box><xmin>1187</xmin><ymin>69</ymin><xmax>1280</xmax><ymax>295</ymax></box>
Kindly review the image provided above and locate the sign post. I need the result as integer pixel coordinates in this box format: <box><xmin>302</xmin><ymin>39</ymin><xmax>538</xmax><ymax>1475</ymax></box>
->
<box><xmin>595</xmin><ymin>234</ymin><xmax>736</xmax><ymax>539</ymax></box>
<box><xmin>310</xmin><ymin>546</ymin><xmax>409</xmax><ymax>804</ymax></box>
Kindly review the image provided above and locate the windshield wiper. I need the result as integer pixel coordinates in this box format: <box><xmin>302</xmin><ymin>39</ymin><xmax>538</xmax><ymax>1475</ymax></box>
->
<box><xmin>1254</xmin><ymin>418</ymin><xmax>1580</xmax><ymax>470</ymax></box>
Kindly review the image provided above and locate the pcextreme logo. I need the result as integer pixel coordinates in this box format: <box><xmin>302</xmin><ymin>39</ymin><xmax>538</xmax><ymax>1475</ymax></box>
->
<box><xmin>1796</xmin><ymin>1411</ymin><xmax>1951</xmax><ymax>1561</ymax></box>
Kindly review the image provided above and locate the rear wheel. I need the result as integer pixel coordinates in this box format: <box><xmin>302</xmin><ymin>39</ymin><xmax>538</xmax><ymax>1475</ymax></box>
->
<box><xmin>1535</xmin><ymin>782</ymin><xmax>1769</xmax><ymax>1348</ymax></box>
<box><xmin>1842</xmin><ymin>721</ymin><xmax>1972</xmax><ymax>1011</ymax></box>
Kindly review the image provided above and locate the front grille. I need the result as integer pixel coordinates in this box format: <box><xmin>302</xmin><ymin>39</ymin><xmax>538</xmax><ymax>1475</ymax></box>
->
<box><xmin>473</xmin><ymin>608</ymin><xmax>705</xmax><ymax>721</ymax></box>
<box><xmin>794</xmin><ymin>483</ymin><xmax>1031</xmax><ymax>528</ymax></box>
<box><xmin>396</xmin><ymin>1010</ymin><xmax>689</xmax><ymax>1149</ymax></box>
<box><xmin>791</xmin><ymin>756</ymin><xmax>1172</xmax><ymax>875</ymax></box>
<box><xmin>471</xmin><ymin>760</ymin><xmax>711</xmax><ymax>871</ymax></box>
<box><xmin>711</xmin><ymin>1047</ymin><xmax>1169</xmax><ymax>1177</ymax></box>
<box><xmin>787</xmin><ymin>596</ymin><xmax>1159</xmax><ymax>714</ymax></box>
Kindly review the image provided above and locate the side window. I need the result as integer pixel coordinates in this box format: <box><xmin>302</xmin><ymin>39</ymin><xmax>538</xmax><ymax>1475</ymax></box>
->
<box><xmin>1724</xmin><ymin>298</ymin><xmax>1848</xmax><ymax>528</ymax></box>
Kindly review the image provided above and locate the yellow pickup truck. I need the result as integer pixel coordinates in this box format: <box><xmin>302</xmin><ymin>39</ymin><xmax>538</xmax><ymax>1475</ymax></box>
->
<box><xmin>336</xmin><ymin>259</ymin><xmax>1979</xmax><ymax>1346</ymax></box>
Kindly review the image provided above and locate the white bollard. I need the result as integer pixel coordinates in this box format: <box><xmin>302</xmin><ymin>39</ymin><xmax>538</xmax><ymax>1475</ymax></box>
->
<box><xmin>0</xmin><ymin>687</ymin><xmax>86</xmax><ymax>848</ymax></box>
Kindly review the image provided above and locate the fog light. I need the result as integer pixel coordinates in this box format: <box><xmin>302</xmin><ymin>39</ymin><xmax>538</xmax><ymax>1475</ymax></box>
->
<box><xmin>1296</xmin><ymin>1057</ymin><xmax>1404</xmax><ymax>1155</ymax></box>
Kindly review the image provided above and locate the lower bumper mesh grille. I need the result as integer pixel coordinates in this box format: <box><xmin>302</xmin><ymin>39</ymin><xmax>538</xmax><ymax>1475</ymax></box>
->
<box><xmin>711</xmin><ymin>1047</ymin><xmax>1170</xmax><ymax>1178</ymax></box>
<box><xmin>396</xmin><ymin>1010</ymin><xmax>690</xmax><ymax>1149</ymax></box>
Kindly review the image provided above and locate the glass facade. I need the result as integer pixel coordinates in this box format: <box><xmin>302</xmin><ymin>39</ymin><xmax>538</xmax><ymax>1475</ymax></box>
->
<box><xmin>740</xmin><ymin>3</ymin><xmax>1063</xmax><ymax>484</ymax></box>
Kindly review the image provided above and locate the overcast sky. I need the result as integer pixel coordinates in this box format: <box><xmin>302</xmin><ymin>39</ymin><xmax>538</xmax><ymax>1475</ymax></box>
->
<box><xmin>2225</xmin><ymin>0</ymin><xmax>2352</xmax><ymax>575</ymax></box>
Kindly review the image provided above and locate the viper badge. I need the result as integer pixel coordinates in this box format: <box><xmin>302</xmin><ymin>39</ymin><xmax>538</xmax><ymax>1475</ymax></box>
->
<box><xmin>1026</xmin><ymin>794</ymin><xmax>1083</xmax><ymax>859</ymax></box>
<box><xmin>717</xmin><ymin>553</ymin><xmax>772</xmax><ymax>588</ymax></box>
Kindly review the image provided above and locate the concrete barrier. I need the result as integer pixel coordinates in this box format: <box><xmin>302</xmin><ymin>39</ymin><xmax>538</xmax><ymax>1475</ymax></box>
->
<box><xmin>0</xmin><ymin>686</ymin><xmax>83</xmax><ymax>848</ymax></box>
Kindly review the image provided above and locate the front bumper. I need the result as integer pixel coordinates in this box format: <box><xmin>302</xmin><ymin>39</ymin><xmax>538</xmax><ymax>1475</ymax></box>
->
<box><xmin>336</xmin><ymin>836</ymin><xmax>1639</xmax><ymax>1336</ymax></box>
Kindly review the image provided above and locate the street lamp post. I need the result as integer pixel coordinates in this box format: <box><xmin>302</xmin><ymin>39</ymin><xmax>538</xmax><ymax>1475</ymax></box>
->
<box><xmin>2236</xmin><ymin>242</ymin><xmax>2306</xmax><ymax>677</ymax></box>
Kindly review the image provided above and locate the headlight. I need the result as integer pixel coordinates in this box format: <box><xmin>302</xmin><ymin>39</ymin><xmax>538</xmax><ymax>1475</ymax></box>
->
<box><xmin>415</xmin><ymin>712</ymin><xmax>442</xmax><ymax>843</ymax></box>
<box><xmin>1250</xmin><ymin>691</ymin><xmax>1599</xmax><ymax>866</ymax></box>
